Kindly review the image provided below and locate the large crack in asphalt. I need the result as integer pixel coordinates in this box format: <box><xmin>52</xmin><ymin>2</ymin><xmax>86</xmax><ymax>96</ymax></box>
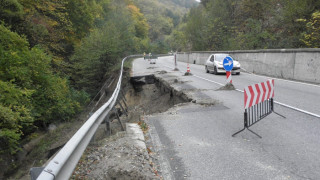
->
<box><xmin>72</xmin><ymin>74</ymin><xmax>197</xmax><ymax>179</ymax></box>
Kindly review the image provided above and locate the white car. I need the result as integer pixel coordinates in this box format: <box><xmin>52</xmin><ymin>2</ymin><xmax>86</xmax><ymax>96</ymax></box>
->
<box><xmin>205</xmin><ymin>54</ymin><xmax>241</xmax><ymax>75</ymax></box>
<box><xmin>149</xmin><ymin>56</ymin><xmax>157</xmax><ymax>64</ymax></box>
<box><xmin>150</xmin><ymin>58</ymin><xmax>156</xmax><ymax>64</ymax></box>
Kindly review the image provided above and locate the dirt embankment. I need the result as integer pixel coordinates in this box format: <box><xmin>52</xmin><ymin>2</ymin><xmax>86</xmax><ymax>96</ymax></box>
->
<box><xmin>72</xmin><ymin>74</ymin><xmax>189</xmax><ymax>179</ymax></box>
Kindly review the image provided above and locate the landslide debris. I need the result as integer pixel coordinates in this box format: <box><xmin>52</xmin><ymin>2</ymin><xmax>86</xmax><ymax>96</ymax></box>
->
<box><xmin>72</xmin><ymin>75</ymin><xmax>189</xmax><ymax>179</ymax></box>
<box><xmin>216</xmin><ymin>83</ymin><xmax>235</xmax><ymax>90</ymax></box>
<box><xmin>72</xmin><ymin>135</ymin><xmax>158</xmax><ymax>180</ymax></box>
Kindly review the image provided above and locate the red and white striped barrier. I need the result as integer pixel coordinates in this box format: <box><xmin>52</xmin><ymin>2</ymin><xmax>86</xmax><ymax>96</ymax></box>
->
<box><xmin>244</xmin><ymin>79</ymin><xmax>274</xmax><ymax>109</ymax></box>
<box><xmin>226</xmin><ymin>71</ymin><xmax>232</xmax><ymax>83</ymax></box>
<box><xmin>233</xmin><ymin>79</ymin><xmax>283</xmax><ymax>138</ymax></box>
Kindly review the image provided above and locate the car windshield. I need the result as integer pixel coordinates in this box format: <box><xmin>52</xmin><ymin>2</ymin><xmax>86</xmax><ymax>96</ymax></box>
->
<box><xmin>215</xmin><ymin>54</ymin><xmax>229</xmax><ymax>62</ymax></box>
<box><xmin>215</xmin><ymin>54</ymin><xmax>237</xmax><ymax>62</ymax></box>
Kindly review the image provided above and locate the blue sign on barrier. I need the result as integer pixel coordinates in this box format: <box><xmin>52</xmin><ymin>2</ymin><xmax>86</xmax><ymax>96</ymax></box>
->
<box><xmin>223</xmin><ymin>56</ymin><xmax>233</xmax><ymax>71</ymax></box>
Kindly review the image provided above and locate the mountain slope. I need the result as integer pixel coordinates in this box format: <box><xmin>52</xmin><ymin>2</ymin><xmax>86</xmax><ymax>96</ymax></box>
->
<box><xmin>133</xmin><ymin>0</ymin><xmax>198</xmax><ymax>52</ymax></box>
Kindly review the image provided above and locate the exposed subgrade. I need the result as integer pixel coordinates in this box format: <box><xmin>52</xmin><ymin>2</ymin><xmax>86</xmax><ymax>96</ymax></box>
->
<box><xmin>130</xmin><ymin>74</ymin><xmax>192</xmax><ymax>106</ymax></box>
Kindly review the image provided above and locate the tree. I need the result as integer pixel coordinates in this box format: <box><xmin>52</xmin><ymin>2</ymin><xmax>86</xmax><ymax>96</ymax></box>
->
<box><xmin>170</xmin><ymin>0</ymin><xmax>320</xmax><ymax>51</ymax></box>
<box><xmin>0</xmin><ymin>24</ymin><xmax>83</xmax><ymax>155</ymax></box>
<box><xmin>166</xmin><ymin>23</ymin><xmax>189</xmax><ymax>51</ymax></box>
<box><xmin>71</xmin><ymin>6</ymin><xmax>141</xmax><ymax>94</ymax></box>
<box><xmin>184</xmin><ymin>6</ymin><xmax>209</xmax><ymax>50</ymax></box>
<box><xmin>0</xmin><ymin>0</ymin><xmax>23</xmax><ymax>25</ymax></box>
<box><xmin>127</xmin><ymin>3</ymin><xmax>149</xmax><ymax>38</ymax></box>
<box><xmin>302</xmin><ymin>11</ymin><xmax>320</xmax><ymax>47</ymax></box>
<box><xmin>66</xmin><ymin>0</ymin><xmax>96</xmax><ymax>41</ymax></box>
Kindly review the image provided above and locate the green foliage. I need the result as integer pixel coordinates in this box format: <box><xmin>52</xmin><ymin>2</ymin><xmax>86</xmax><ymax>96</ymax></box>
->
<box><xmin>164</xmin><ymin>0</ymin><xmax>198</xmax><ymax>8</ymax></box>
<box><xmin>67</xmin><ymin>0</ymin><xmax>96</xmax><ymax>40</ymax></box>
<box><xmin>169</xmin><ymin>0</ymin><xmax>320</xmax><ymax>51</ymax></box>
<box><xmin>0</xmin><ymin>24</ymin><xmax>85</xmax><ymax>155</ymax></box>
<box><xmin>127</xmin><ymin>3</ymin><xmax>149</xmax><ymax>38</ymax></box>
<box><xmin>0</xmin><ymin>0</ymin><xmax>24</xmax><ymax>24</ymax></box>
<box><xmin>184</xmin><ymin>6</ymin><xmax>206</xmax><ymax>50</ymax></box>
<box><xmin>235</xmin><ymin>18</ymin><xmax>274</xmax><ymax>49</ymax></box>
<box><xmin>166</xmin><ymin>23</ymin><xmax>189</xmax><ymax>51</ymax></box>
<box><xmin>302</xmin><ymin>11</ymin><xmax>320</xmax><ymax>47</ymax></box>
<box><xmin>71</xmin><ymin>2</ymin><xmax>145</xmax><ymax>95</ymax></box>
<box><xmin>133</xmin><ymin>0</ymin><xmax>194</xmax><ymax>52</ymax></box>
<box><xmin>0</xmin><ymin>82</ymin><xmax>33</xmax><ymax>154</ymax></box>
<box><xmin>0</xmin><ymin>0</ymin><xmax>194</xmax><ymax>165</ymax></box>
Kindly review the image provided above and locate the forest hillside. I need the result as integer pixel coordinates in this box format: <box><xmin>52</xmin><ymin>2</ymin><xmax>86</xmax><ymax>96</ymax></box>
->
<box><xmin>0</xmin><ymin>0</ymin><xmax>197</xmax><ymax>178</ymax></box>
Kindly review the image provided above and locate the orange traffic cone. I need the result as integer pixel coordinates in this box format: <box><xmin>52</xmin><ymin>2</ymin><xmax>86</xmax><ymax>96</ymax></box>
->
<box><xmin>185</xmin><ymin>64</ymin><xmax>192</xmax><ymax>75</ymax></box>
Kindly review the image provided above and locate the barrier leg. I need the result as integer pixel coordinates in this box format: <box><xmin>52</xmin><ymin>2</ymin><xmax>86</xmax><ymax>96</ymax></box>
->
<box><xmin>247</xmin><ymin>128</ymin><xmax>262</xmax><ymax>138</ymax></box>
<box><xmin>232</xmin><ymin>128</ymin><xmax>246</xmax><ymax>137</ymax></box>
<box><xmin>232</xmin><ymin>109</ymin><xmax>262</xmax><ymax>138</ymax></box>
<box><xmin>271</xmin><ymin>98</ymin><xmax>286</xmax><ymax>118</ymax></box>
<box><xmin>232</xmin><ymin>110</ymin><xmax>247</xmax><ymax>137</ymax></box>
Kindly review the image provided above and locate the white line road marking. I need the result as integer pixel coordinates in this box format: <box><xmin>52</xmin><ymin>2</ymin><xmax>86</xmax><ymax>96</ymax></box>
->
<box><xmin>274</xmin><ymin>101</ymin><xmax>320</xmax><ymax>118</ymax></box>
<box><xmin>160</xmin><ymin>64</ymin><xmax>320</xmax><ymax>118</ymax></box>
<box><xmin>193</xmin><ymin>75</ymin><xmax>225</xmax><ymax>86</ymax></box>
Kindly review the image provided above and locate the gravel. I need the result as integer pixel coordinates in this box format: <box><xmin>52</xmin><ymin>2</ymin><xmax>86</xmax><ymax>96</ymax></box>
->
<box><xmin>72</xmin><ymin>135</ymin><xmax>160</xmax><ymax>180</ymax></box>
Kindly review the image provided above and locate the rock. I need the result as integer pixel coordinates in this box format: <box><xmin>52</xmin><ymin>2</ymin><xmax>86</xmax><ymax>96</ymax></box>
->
<box><xmin>48</xmin><ymin>124</ymin><xmax>57</xmax><ymax>133</ymax></box>
<box><xmin>72</xmin><ymin>136</ymin><xmax>159</xmax><ymax>180</ymax></box>
<box><xmin>216</xmin><ymin>83</ymin><xmax>235</xmax><ymax>90</ymax></box>
<box><xmin>158</xmin><ymin>70</ymin><xmax>167</xmax><ymax>74</ymax></box>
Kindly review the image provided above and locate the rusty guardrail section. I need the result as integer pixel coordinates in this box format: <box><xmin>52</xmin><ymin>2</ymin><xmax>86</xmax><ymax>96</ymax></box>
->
<box><xmin>34</xmin><ymin>55</ymin><xmax>140</xmax><ymax>180</ymax></box>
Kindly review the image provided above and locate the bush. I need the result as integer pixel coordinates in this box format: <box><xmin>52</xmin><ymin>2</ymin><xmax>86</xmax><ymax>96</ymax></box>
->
<box><xmin>0</xmin><ymin>24</ymin><xmax>86</xmax><ymax>155</ymax></box>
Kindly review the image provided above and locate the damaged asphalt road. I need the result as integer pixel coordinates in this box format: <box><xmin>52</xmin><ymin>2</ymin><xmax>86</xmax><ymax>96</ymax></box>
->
<box><xmin>133</xmin><ymin>56</ymin><xmax>320</xmax><ymax>180</ymax></box>
<box><xmin>73</xmin><ymin>56</ymin><xmax>320</xmax><ymax>180</ymax></box>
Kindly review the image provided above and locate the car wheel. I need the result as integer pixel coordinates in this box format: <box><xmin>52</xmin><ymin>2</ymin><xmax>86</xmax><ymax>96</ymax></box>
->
<box><xmin>236</xmin><ymin>72</ymin><xmax>240</xmax><ymax>75</ymax></box>
<box><xmin>213</xmin><ymin>66</ymin><xmax>218</xmax><ymax>75</ymax></box>
<box><xmin>205</xmin><ymin>66</ymin><xmax>209</xmax><ymax>73</ymax></box>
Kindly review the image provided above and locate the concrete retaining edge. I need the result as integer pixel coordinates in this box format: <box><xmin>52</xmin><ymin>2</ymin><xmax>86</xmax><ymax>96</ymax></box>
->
<box><xmin>126</xmin><ymin>123</ymin><xmax>147</xmax><ymax>150</ymax></box>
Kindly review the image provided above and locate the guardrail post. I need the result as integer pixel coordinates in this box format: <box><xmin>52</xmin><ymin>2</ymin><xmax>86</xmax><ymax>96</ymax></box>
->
<box><xmin>105</xmin><ymin>115</ymin><xmax>111</xmax><ymax>136</ymax></box>
<box><xmin>121</xmin><ymin>89</ymin><xmax>127</xmax><ymax>101</ymax></box>
<box><xmin>113</xmin><ymin>108</ymin><xmax>125</xmax><ymax>131</ymax></box>
<box><xmin>122</xmin><ymin>98</ymin><xmax>128</xmax><ymax>112</ymax></box>
<box><xmin>117</xmin><ymin>99</ymin><xmax>128</xmax><ymax>116</ymax></box>
<box><xmin>120</xmin><ymin>90</ymin><xmax>129</xmax><ymax>111</ymax></box>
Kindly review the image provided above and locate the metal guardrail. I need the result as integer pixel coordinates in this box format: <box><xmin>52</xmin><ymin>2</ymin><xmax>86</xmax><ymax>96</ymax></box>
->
<box><xmin>35</xmin><ymin>55</ymin><xmax>140</xmax><ymax>180</ymax></box>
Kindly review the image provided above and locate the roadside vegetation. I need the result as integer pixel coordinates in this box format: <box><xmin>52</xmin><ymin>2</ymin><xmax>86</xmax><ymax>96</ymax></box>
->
<box><xmin>0</xmin><ymin>0</ymin><xmax>196</xmax><ymax>178</ymax></box>
<box><xmin>2</xmin><ymin>0</ymin><xmax>320</xmax><ymax>178</ymax></box>
<box><xmin>0</xmin><ymin>0</ymin><xmax>145</xmax><ymax>177</ymax></box>
<box><xmin>167</xmin><ymin>0</ymin><xmax>320</xmax><ymax>51</ymax></box>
